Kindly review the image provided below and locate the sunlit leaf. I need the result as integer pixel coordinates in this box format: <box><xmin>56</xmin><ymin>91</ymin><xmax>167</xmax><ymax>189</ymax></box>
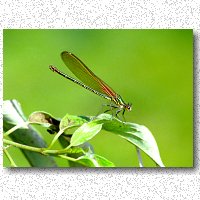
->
<box><xmin>75</xmin><ymin>154</ymin><xmax>115</xmax><ymax>167</ymax></box>
<box><xmin>97</xmin><ymin>114</ymin><xmax>164</xmax><ymax>167</ymax></box>
<box><xmin>69</xmin><ymin>121</ymin><xmax>103</xmax><ymax>147</ymax></box>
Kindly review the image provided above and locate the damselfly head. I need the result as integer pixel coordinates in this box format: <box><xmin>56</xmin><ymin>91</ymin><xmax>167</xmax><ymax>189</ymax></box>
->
<box><xmin>125</xmin><ymin>103</ymin><xmax>132</xmax><ymax>111</ymax></box>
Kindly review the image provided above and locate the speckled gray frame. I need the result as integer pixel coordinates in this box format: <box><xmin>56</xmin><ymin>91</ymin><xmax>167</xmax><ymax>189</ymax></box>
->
<box><xmin>0</xmin><ymin>1</ymin><xmax>199</xmax><ymax>199</ymax></box>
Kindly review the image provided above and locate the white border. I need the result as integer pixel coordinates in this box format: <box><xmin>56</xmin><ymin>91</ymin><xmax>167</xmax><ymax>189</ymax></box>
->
<box><xmin>1</xmin><ymin>0</ymin><xmax>199</xmax><ymax>199</ymax></box>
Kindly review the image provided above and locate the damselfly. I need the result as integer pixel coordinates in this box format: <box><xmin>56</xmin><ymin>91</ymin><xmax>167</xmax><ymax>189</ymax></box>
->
<box><xmin>49</xmin><ymin>51</ymin><xmax>132</xmax><ymax>117</ymax></box>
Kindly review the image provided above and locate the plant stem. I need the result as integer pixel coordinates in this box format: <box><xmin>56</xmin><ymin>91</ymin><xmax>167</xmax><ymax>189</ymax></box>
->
<box><xmin>136</xmin><ymin>147</ymin><xmax>143</xmax><ymax>167</ymax></box>
<box><xmin>48</xmin><ymin>129</ymin><xmax>64</xmax><ymax>149</ymax></box>
<box><xmin>3</xmin><ymin>138</ymin><xmax>70</xmax><ymax>155</ymax></box>
<box><xmin>3</xmin><ymin>138</ymin><xmax>43</xmax><ymax>153</ymax></box>
<box><xmin>3</xmin><ymin>138</ymin><xmax>84</xmax><ymax>165</ymax></box>
<box><xmin>3</xmin><ymin>147</ymin><xmax>17</xmax><ymax>167</ymax></box>
<box><xmin>58</xmin><ymin>154</ymin><xmax>78</xmax><ymax>162</ymax></box>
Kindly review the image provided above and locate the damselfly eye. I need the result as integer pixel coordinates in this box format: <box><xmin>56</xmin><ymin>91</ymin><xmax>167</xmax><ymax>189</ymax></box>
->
<box><xmin>126</xmin><ymin>103</ymin><xmax>132</xmax><ymax>111</ymax></box>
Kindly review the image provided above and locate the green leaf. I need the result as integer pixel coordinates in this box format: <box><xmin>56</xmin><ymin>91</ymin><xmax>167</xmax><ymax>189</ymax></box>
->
<box><xmin>3</xmin><ymin>100</ymin><xmax>57</xmax><ymax>167</ymax></box>
<box><xmin>59</xmin><ymin>113</ymin><xmax>88</xmax><ymax>131</ymax></box>
<box><xmin>28</xmin><ymin>111</ymin><xmax>60</xmax><ymax>134</ymax></box>
<box><xmin>75</xmin><ymin>154</ymin><xmax>115</xmax><ymax>167</ymax></box>
<box><xmin>69</xmin><ymin>121</ymin><xmax>103</xmax><ymax>147</ymax></box>
<box><xmin>97</xmin><ymin>114</ymin><xmax>164</xmax><ymax>167</ymax></box>
<box><xmin>28</xmin><ymin>111</ymin><xmax>59</xmax><ymax>126</ymax></box>
<box><xmin>92</xmin><ymin>154</ymin><xmax>115</xmax><ymax>167</ymax></box>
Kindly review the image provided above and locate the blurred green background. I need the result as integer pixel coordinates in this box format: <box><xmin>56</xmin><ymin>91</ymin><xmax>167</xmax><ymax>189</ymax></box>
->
<box><xmin>3</xmin><ymin>29</ymin><xmax>193</xmax><ymax>167</ymax></box>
